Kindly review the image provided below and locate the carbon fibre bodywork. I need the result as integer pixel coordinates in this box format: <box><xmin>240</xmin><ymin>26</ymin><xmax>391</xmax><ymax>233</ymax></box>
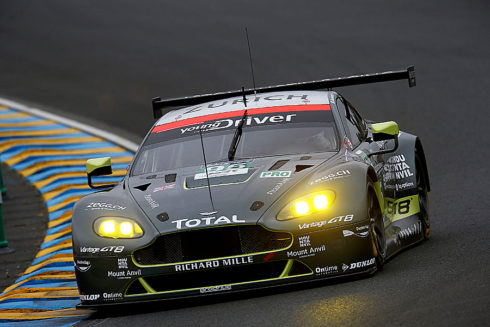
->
<box><xmin>72</xmin><ymin>89</ymin><xmax>430</xmax><ymax>307</ymax></box>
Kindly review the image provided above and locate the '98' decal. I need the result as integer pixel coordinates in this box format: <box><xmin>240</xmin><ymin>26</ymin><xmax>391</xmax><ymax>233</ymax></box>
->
<box><xmin>384</xmin><ymin>195</ymin><xmax>420</xmax><ymax>222</ymax></box>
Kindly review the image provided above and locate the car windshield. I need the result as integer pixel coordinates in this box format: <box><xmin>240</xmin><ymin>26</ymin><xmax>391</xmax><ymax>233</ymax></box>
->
<box><xmin>131</xmin><ymin>106</ymin><xmax>339</xmax><ymax>176</ymax></box>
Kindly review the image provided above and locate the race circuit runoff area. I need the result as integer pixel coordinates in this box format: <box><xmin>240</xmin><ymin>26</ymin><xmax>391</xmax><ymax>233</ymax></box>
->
<box><xmin>0</xmin><ymin>100</ymin><xmax>136</xmax><ymax>326</ymax></box>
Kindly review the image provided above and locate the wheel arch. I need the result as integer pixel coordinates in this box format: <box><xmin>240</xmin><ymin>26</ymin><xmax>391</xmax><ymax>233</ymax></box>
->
<box><xmin>366</xmin><ymin>165</ymin><xmax>385</xmax><ymax>214</ymax></box>
<box><xmin>415</xmin><ymin>137</ymin><xmax>430</xmax><ymax>192</ymax></box>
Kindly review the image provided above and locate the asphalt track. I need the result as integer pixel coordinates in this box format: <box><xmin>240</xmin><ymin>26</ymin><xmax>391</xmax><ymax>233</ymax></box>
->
<box><xmin>0</xmin><ymin>1</ymin><xmax>489</xmax><ymax>326</ymax></box>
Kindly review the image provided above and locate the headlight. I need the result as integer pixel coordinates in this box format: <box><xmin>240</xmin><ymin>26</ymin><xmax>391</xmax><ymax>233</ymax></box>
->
<box><xmin>94</xmin><ymin>217</ymin><xmax>144</xmax><ymax>238</ymax></box>
<box><xmin>277</xmin><ymin>190</ymin><xmax>336</xmax><ymax>221</ymax></box>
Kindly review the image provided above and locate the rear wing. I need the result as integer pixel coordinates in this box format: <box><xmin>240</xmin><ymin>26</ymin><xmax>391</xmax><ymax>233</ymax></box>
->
<box><xmin>152</xmin><ymin>66</ymin><xmax>415</xmax><ymax>118</ymax></box>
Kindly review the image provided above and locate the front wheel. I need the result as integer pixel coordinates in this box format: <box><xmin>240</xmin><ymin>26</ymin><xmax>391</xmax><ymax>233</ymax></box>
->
<box><xmin>368</xmin><ymin>184</ymin><xmax>386</xmax><ymax>270</ymax></box>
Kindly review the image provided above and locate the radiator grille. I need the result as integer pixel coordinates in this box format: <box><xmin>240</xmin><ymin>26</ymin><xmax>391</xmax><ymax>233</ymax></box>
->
<box><xmin>133</xmin><ymin>225</ymin><xmax>292</xmax><ymax>266</ymax></box>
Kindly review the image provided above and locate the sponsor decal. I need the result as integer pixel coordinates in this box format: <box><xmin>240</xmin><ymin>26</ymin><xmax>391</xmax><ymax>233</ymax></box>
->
<box><xmin>180</xmin><ymin>95</ymin><xmax>310</xmax><ymax>116</ymax></box>
<box><xmin>398</xmin><ymin>222</ymin><xmax>422</xmax><ymax>239</ymax></box>
<box><xmin>349</xmin><ymin>258</ymin><xmax>375</xmax><ymax>269</ymax></box>
<box><xmin>75</xmin><ymin>259</ymin><xmax>91</xmax><ymax>272</ymax></box>
<box><xmin>316</xmin><ymin>265</ymin><xmax>338</xmax><ymax>275</ymax></box>
<box><xmin>310</xmin><ymin>169</ymin><xmax>350</xmax><ymax>185</ymax></box>
<box><xmin>342</xmin><ymin>258</ymin><xmax>376</xmax><ymax>272</ymax></box>
<box><xmin>118</xmin><ymin>258</ymin><xmax>128</xmax><ymax>269</ymax></box>
<box><xmin>344</xmin><ymin>149</ymin><xmax>353</xmax><ymax>162</ymax></box>
<box><xmin>299</xmin><ymin>235</ymin><xmax>311</xmax><ymax>247</ymax></box>
<box><xmin>384</xmin><ymin>195</ymin><xmax>420</xmax><ymax>222</ymax></box>
<box><xmin>341</xmin><ymin>136</ymin><xmax>353</xmax><ymax>150</ymax></box>
<box><xmin>148</xmin><ymin>105</ymin><xmax>335</xmax><ymax>147</ymax></box>
<box><xmin>298</xmin><ymin>221</ymin><xmax>327</xmax><ymax>230</ymax></box>
<box><xmin>108</xmin><ymin>269</ymin><xmax>142</xmax><ymax>279</ymax></box>
<box><xmin>171</xmin><ymin>215</ymin><xmax>245</xmax><ymax>229</ymax></box>
<box><xmin>153</xmin><ymin>184</ymin><xmax>175</xmax><ymax>192</ymax></box>
<box><xmin>260</xmin><ymin>171</ymin><xmax>292</xmax><ymax>178</ymax></box>
<box><xmin>194</xmin><ymin>161</ymin><xmax>252</xmax><ymax>180</ymax></box>
<box><xmin>266</xmin><ymin>178</ymin><xmax>290</xmax><ymax>195</ymax></box>
<box><xmin>263</xmin><ymin>252</ymin><xmax>275</xmax><ymax>262</ymax></box>
<box><xmin>80</xmin><ymin>294</ymin><xmax>100</xmax><ymax>301</ymax></box>
<box><xmin>85</xmin><ymin>202</ymin><xmax>126</xmax><ymax>211</ymax></box>
<box><xmin>385</xmin><ymin>182</ymin><xmax>415</xmax><ymax>191</ymax></box>
<box><xmin>342</xmin><ymin>229</ymin><xmax>369</xmax><ymax>238</ymax></box>
<box><xmin>103</xmin><ymin>292</ymin><xmax>123</xmax><ymax>300</ymax></box>
<box><xmin>287</xmin><ymin>245</ymin><xmax>326</xmax><ymax>259</ymax></box>
<box><xmin>179</xmin><ymin>114</ymin><xmax>298</xmax><ymax>135</ymax></box>
<box><xmin>298</xmin><ymin>214</ymin><xmax>354</xmax><ymax>230</ymax></box>
<box><xmin>384</xmin><ymin>154</ymin><xmax>414</xmax><ymax>180</ymax></box>
<box><xmin>144</xmin><ymin>194</ymin><xmax>159</xmax><ymax>209</ymax></box>
<box><xmin>327</xmin><ymin>214</ymin><xmax>354</xmax><ymax>224</ymax></box>
<box><xmin>149</xmin><ymin>105</ymin><xmax>334</xmax><ymax>147</ymax></box>
<box><xmin>79</xmin><ymin>246</ymin><xmax>124</xmax><ymax>254</ymax></box>
<box><xmin>396</xmin><ymin>182</ymin><xmax>414</xmax><ymax>191</ymax></box>
<box><xmin>355</xmin><ymin>150</ymin><xmax>373</xmax><ymax>166</ymax></box>
<box><xmin>200</xmin><ymin>285</ymin><xmax>232</xmax><ymax>294</ymax></box>
<box><xmin>175</xmin><ymin>256</ymin><xmax>253</xmax><ymax>272</ymax></box>
<box><xmin>200</xmin><ymin>211</ymin><xmax>218</xmax><ymax>216</ymax></box>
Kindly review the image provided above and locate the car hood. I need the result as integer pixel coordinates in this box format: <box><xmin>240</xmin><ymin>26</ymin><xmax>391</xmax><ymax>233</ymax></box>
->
<box><xmin>127</xmin><ymin>153</ymin><xmax>337</xmax><ymax>233</ymax></box>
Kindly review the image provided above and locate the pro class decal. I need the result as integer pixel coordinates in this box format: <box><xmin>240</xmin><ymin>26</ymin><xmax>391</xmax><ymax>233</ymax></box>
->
<box><xmin>260</xmin><ymin>171</ymin><xmax>292</xmax><ymax>178</ymax></box>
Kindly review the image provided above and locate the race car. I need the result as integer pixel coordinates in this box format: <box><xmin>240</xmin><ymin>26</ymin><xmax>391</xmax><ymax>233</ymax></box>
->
<box><xmin>73</xmin><ymin>66</ymin><xmax>430</xmax><ymax>307</ymax></box>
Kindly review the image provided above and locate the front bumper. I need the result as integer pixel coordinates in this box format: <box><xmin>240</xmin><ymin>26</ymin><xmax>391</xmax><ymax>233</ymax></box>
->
<box><xmin>75</xmin><ymin>219</ymin><xmax>376</xmax><ymax>307</ymax></box>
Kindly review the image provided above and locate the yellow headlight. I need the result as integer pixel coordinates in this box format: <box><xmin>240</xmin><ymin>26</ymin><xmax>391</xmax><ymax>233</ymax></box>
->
<box><xmin>313</xmin><ymin>194</ymin><xmax>329</xmax><ymax>210</ymax></box>
<box><xmin>277</xmin><ymin>190</ymin><xmax>336</xmax><ymax>221</ymax></box>
<box><xmin>101</xmin><ymin>220</ymin><xmax>116</xmax><ymax>234</ymax></box>
<box><xmin>295</xmin><ymin>201</ymin><xmax>310</xmax><ymax>215</ymax></box>
<box><xmin>94</xmin><ymin>217</ymin><xmax>144</xmax><ymax>238</ymax></box>
<box><xmin>119</xmin><ymin>222</ymin><xmax>133</xmax><ymax>235</ymax></box>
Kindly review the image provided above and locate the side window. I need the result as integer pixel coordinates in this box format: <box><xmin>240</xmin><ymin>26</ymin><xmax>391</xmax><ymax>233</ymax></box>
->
<box><xmin>336</xmin><ymin>97</ymin><xmax>361</xmax><ymax>147</ymax></box>
<box><xmin>346</xmin><ymin>102</ymin><xmax>367</xmax><ymax>140</ymax></box>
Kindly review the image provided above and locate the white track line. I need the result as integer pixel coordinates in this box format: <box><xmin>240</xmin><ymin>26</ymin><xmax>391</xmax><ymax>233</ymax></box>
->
<box><xmin>0</xmin><ymin>96</ymin><xmax>139</xmax><ymax>152</ymax></box>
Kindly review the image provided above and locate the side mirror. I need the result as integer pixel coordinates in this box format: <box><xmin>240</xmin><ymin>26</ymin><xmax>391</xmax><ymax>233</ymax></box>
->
<box><xmin>368</xmin><ymin>121</ymin><xmax>399</xmax><ymax>156</ymax></box>
<box><xmin>86</xmin><ymin>157</ymin><xmax>117</xmax><ymax>189</ymax></box>
<box><xmin>372</xmin><ymin>121</ymin><xmax>399</xmax><ymax>141</ymax></box>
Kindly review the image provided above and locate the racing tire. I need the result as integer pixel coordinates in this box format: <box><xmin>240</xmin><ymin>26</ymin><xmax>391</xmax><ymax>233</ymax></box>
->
<box><xmin>367</xmin><ymin>181</ymin><xmax>386</xmax><ymax>270</ymax></box>
<box><xmin>415</xmin><ymin>151</ymin><xmax>430</xmax><ymax>240</ymax></box>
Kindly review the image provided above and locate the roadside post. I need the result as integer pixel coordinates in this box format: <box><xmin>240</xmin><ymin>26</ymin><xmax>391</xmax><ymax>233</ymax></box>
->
<box><xmin>0</xmin><ymin>163</ymin><xmax>6</xmax><ymax>196</ymax></box>
<box><xmin>0</xmin><ymin>165</ymin><xmax>13</xmax><ymax>254</ymax></box>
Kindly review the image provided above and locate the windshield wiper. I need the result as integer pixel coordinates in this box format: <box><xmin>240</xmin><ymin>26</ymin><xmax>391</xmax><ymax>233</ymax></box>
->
<box><xmin>227</xmin><ymin>109</ymin><xmax>247</xmax><ymax>161</ymax></box>
<box><xmin>228</xmin><ymin>87</ymin><xmax>248</xmax><ymax>161</ymax></box>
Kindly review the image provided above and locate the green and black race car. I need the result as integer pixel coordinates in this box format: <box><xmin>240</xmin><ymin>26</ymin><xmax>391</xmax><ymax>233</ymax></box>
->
<box><xmin>73</xmin><ymin>67</ymin><xmax>430</xmax><ymax>307</ymax></box>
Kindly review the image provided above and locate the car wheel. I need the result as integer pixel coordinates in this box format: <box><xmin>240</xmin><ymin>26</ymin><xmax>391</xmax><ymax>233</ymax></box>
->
<box><xmin>368</xmin><ymin>183</ymin><xmax>386</xmax><ymax>270</ymax></box>
<box><xmin>415</xmin><ymin>151</ymin><xmax>430</xmax><ymax>240</ymax></box>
